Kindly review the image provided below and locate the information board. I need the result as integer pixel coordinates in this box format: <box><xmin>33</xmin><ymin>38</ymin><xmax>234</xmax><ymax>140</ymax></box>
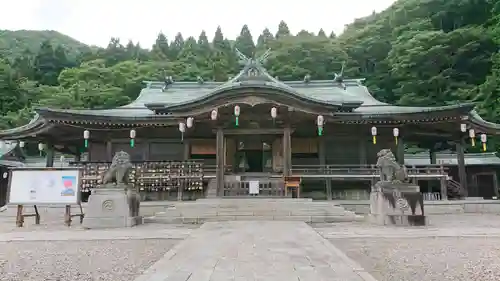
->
<box><xmin>8</xmin><ymin>169</ymin><xmax>81</xmax><ymax>205</ymax></box>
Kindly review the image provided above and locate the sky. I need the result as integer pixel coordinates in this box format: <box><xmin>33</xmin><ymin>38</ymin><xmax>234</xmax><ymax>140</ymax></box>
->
<box><xmin>1</xmin><ymin>0</ymin><xmax>396</xmax><ymax>49</ymax></box>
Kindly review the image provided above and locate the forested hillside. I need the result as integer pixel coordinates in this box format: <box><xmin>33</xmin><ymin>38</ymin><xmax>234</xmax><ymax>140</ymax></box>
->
<box><xmin>0</xmin><ymin>0</ymin><xmax>499</xmax><ymax>144</ymax></box>
<box><xmin>0</xmin><ymin>30</ymin><xmax>90</xmax><ymax>59</ymax></box>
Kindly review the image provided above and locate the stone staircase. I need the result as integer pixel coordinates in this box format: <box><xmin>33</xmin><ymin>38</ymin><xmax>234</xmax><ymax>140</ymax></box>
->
<box><xmin>145</xmin><ymin>198</ymin><xmax>364</xmax><ymax>224</ymax></box>
<box><xmin>205</xmin><ymin>179</ymin><xmax>218</xmax><ymax>198</ymax></box>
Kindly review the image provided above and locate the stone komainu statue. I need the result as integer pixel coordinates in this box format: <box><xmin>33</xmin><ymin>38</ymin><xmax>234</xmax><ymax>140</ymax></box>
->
<box><xmin>102</xmin><ymin>151</ymin><xmax>134</xmax><ymax>185</ymax></box>
<box><xmin>102</xmin><ymin>151</ymin><xmax>140</xmax><ymax>217</ymax></box>
<box><xmin>376</xmin><ymin>149</ymin><xmax>408</xmax><ymax>183</ymax></box>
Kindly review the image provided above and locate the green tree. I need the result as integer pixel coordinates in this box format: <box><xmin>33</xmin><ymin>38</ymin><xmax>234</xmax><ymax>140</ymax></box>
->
<box><xmin>256</xmin><ymin>28</ymin><xmax>274</xmax><ymax>51</ymax></box>
<box><xmin>33</xmin><ymin>40</ymin><xmax>60</xmax><ymax>86</ymax></box>
<box><xmin>169</xmin><ymin>32</ymin><xmax>185</xmax><ymax>60</ymax></box>
<box><xmin>234</xmin><ymin>25</ymin><xmax>256</xmax><ymax>58</ymax></box>
<box><xmin>276</xmin><ymin>20</ymin><xmax>291</xmax><ymax>38</ymax></box>
<box><xmin>151</xmin><ymin>32</ymin><xmax>169</xmax><ymax>60</ymax></box>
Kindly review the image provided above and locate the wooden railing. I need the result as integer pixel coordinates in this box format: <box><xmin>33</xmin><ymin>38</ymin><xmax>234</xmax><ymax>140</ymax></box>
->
<box><xmin>222</xmin><ymin>179</ymin><xmax>285</xmax><ymax>197</ymax></box>
<box><xmin>291</xmin><ymin>164</ymin><xmax>449</xmax><ymax>179</ymax></box>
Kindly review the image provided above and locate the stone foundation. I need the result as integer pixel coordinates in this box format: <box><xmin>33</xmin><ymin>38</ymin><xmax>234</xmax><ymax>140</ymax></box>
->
<box><xmin>82</xmin><ymin>186</ymin><xmax>142</xmax><ymax>229</ymax></box>
<box><xmin>370</xmin><ymin>181</ymin><xmax>426</xmax><ymax>226</ymax></box>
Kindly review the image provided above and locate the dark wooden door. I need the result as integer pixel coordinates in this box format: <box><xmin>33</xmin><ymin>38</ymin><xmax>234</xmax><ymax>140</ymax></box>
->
<box><xmin>475</xmin><ymin>174</ymin><xmax>495</xmax><ymax>199</ymax></box>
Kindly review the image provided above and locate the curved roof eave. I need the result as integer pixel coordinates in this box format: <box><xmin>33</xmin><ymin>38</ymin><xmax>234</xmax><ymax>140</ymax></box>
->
<box><xmin>468</xmin><ymin>110</ymin><xmax>500</xmax><ymax>134</ymax></box>
<box><xmin>0</xmin><ymin>114</ymin><xmax>49</xmax><ymax>139</ymax></box>
<box><xmin>148</xmin><ymin>82</ymin><xmax>360</xmax><ymax>112</ymax></box>
<box><xmin>33</xmin><ymin>107</ymin><xmax>179</xmax><ymax>124</ymax></box>
<box><xmin>336</xmin><ymin>103</ymin><xmax>476</xmax><ymax>117</ymax></box>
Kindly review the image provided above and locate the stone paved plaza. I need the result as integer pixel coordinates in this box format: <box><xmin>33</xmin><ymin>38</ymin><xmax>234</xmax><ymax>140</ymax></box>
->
<box><xmin>1</xmin><ymin>211</ymin><xmax>500</xmax><ymax>280</ymax></box>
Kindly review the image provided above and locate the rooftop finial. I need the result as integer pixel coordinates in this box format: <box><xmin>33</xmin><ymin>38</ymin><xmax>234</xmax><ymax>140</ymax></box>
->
<box><xmin>257</xmin><ymin>48</ymin><xmax>272</xmax><ymax>64</ymax></box>
<box><xmin>235</xmin><ymin>48</ymin><xmax>272</xmax><ymax>66</ymax></box>
<box><xmin>235</xmin><ymin>48</ymin><xmax>250</xmax><ymax>65</ymax></box>
<box><xmin>333</xmin><ymin>61</ymin><xmax>346</xmax><ymax>90</ymax></box>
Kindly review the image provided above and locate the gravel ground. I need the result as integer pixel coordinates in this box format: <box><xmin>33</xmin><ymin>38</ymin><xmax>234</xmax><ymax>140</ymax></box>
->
<box><xmin>0</xmin><ymin>239</ymin><xmax>179</xmax><ymax>281</ymax></box>
<box><xmin>331</xmin><ymin>237</ymin><xmax>500</xmax><ymax>281</ymax></box>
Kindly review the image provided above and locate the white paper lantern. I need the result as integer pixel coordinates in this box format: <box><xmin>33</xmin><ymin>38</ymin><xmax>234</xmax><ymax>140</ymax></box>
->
<box><xmin>211</xmin><ymin>110</ymin><xmax>218</xmax><ymax>121</ymax></box>
<box><xmin>19</xmin><ymin>141</ymin><xmax>25</xmax><ymax>148</ymax></box>
<box><xmin>460</xmin><ymin>124</ymin><xmax>467</xmax><ymax>133</ymax></box>
<box><xmin>186</xmin><ymin>117</ymin><xmax>194</xmax><ymax>128</ymax></box>
<box><xmin>234</xmin><ymin>105</ymin><xmax>240</xmax><ymax>117</ymax></box>
<box><xmin>371</xmin><ymin>126</ymin><xmax>377</xmax><ymax>136</ymax></box>
<box><xmin>316</xmin><ymin>115</ymin><xmax>324</xmax><ymax>126</ymax></box>
<box><xmin>469</xmin><ymin>129</ymin><xmax>475</xmax><ymax>138</ymax></box>
<box><xmin>2</xmin><ymin>172</ymin><xmax>7</xmax><ymax>179</ymax></box>
<box><xmin>179</xmin><ymin>122</ymin><xmax>186</xmax><ymax>133</ymax></box>
<box><xmin>393</xmin><ymin>128</ymin><xmax>399</xmax><ymax>137</ymax></box>
<box><xmin>271</xmin><ymin>107</ymin><xmax>278</xmax><ymax>119</ymax></box>
<box><xmin>481</xmin><ymin>134</ymin><xmax>487</xmax><ymax>143</ymax></box>
<box><xmin>83</xmin><ymin>130</ymin><xmax>90</xmax><ymax>139</ymax></box>
<box><xmin>130</xmin><ymin>129</ymin><xmax>136</xmax><ymax>139</ymax></box>
<box><xmin>38</xmin><ymin>143</ymin><xmax>44</xmax><ymax>151</ymax></box>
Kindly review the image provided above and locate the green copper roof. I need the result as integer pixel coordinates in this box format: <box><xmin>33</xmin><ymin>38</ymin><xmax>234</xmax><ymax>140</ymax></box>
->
<box><xmin>32</xmin><ymin>78</ymin><xmax>475</xmax><ymax>119</ymax></box>
<box><xmin>32</xmin><ymin>49</ymin><xmax>475</xmax><ymax>118</ymax></box>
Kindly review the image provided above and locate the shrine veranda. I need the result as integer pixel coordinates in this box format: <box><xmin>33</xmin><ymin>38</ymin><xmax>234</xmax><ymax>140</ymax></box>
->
<box><xmin>1</xmin><ymin>51</ymin><xmax>500</xmax><ymax>202</ymax></box>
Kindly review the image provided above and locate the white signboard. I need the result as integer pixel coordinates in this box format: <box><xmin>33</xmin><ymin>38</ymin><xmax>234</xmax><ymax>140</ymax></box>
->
<box><xmin>249</xmin><ymin>181</ymin><xmax>260</xmax><ymax>195</ymax></box>
<box><xmin>8</xmin><ymin>169</ymin><xmax>81</xmax><ymax>205</ymax></box>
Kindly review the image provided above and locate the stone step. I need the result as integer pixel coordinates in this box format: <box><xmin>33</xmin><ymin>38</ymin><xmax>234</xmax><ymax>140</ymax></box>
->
<box><xmin>159</xmin><ymin>210</ymin><xmax>352</xmax><ymax>218</ymax></box>
<box><xmin>145</xmin><ymin>214</ymin><xmax>364</xmax><ymax>224</ymax></box>
<box><xmin>148</xmin><ymin>198</ymin><xmax>361</xmax><ymax>223</ymax></box>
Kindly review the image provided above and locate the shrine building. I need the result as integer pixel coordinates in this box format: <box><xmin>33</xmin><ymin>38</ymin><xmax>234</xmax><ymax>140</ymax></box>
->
<box><xmin>1</xmin><ymin>50</ymin><xmax>500</xmax><ymax>201</ymax></box>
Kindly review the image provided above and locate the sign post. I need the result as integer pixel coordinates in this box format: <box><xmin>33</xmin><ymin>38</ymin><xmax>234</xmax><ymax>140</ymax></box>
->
<box><xmin>7</xmin><ymin>168</ymin><xmax>84</xmax><ymax>227</ymax></box>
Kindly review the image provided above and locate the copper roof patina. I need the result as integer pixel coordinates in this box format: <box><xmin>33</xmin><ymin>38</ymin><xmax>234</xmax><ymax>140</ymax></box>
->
<box><xmin>0</xmin><ymin>49</ymin><xmax>499</xmax><ymax>137</ymax></box>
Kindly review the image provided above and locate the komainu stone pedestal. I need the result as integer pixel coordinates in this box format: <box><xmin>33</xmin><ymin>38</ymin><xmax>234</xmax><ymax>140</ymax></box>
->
<box><xmin>370</xmin><ymin>181</ymin><xmax>426</xmax><ymax>226</ymax></box>
<box><xmin>82</xmin><ymin>186</ymin><xmax>142</xmax><ymax>229</ymax></box>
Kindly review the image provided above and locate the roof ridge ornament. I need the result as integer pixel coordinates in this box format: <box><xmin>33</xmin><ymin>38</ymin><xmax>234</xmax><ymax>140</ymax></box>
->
<box><xmin>333</xmin><ymin>62</ymin><xmax>347</xmax><ymax>90</ymax></box>
<box><xmin>235</xmin><ymin>48</ymin><xmax>271</xmax><ymax>66</ymax></box>
<box><xmin>232</xmin><ymin>48</ymin><xmax>275</xmax><ymax>82</ymax></box>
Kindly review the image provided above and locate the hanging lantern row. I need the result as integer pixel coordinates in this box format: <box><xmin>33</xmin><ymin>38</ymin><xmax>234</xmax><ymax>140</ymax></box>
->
<box><xmin>83</xmin><ymin>129</ymin><xmax>137</xmax><ymax>148</ymax></box>
<box><xmin>234</xmin><ymin>105</ymin><xmax>240</xmax><ymax>127</ymax></box>
<box><xmin>393</xmin><ymin>128</ymin><xmax>399</xmax><ymax>145</ymax></box>
<box><xmin>38</xmin><ymin>142</ymin><xmax>44</xmax><ymax>156</ymax></box>
<box><xmin>317</xmin><ymin>115</ymin><xmax>324</xmax><ymax>136</ymax></box>
<box><xmin>371</xmin><ymin>126</ymin><xmax>377</xmax><ymax>144</ymax></box>
<box><xmin>210</xmin><ymin>106</ymin><xmax>278</xmax><ymax>126</ymax></box>
<box><xmin>461</xmin><ymin>123</ymin><xmax>488</xmax><ymax>152</ymax></box>
<box><xmin>481</xmin><ymin>133</ymin><xmax>487</xmax><ymax>152</ymax></box>
<box><xmin>130</xmin><ymin>129</ymin><xmax>136</xmax><ymax>148</ymax></box>
<box><xmin>179</xmin><ymin>122</ymin><xmax>186</xmax><ymax>141</ymax></box>
<box><xmin>187</xmin><ymin>117</ymin><xmax>194</xmax><ymax>128</ymax></box>
<box><xmin>84</xmin><ymin>130</ymin><xmax>90</xmax><ymax>148</ymax></box>
<box><xmin>468</xmin><ymin>127</ymin><xmax>476</xmax><ymax>147</ymax></box>
<box><xmin>178</xmin><ymin>116</ymin><xmax>196</xmax><ymax>141</ymax></box>
<box><xmin>271</xmin><ymin>107</ymin><xmax>277</xmax><ymax>124</ymax></box>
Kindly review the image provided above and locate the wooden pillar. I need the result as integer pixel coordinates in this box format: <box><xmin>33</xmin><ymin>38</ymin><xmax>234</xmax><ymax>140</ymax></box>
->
<box><xmin>282</xmin><ymin>127</ymin><xmax>292</xmax><ymax>177</ymax></box>
<box><xmin>429</xmin><ymin>149</ymin><xmax>437</xmax><ymax>193</ymax></box>
<box><xmin>359</xmin><ymin>138</ymin><xmax>367</xmax><ymax>165</ymax></box>
<box><xmin>319</xmin><ymin>138</ymin><xmax>332</xmax><ymax>200</ymax></box>
<box><xmin>216</xmin><ymin>128</ymin><xmax>225</xmax><ymax>197</ymax></box>
<box><xmin>439</xmin><ymin>165</ymin><xmax>448</xmax><ymax>200</ymax></box>
<box><xmin>177</xmin><ymin>141</ymin><xmax>191</xmax><ymax>201</ymax></box>
<box><xmin>429</xmin><ymin>149</ymin><xmax>437</xmax><ymax>164</ymax></box>
<box><xmin>183</xmin><ymin>141</ymin><xmax>190</xmax><ymax>160</ymax></box>
<box><xmin>456</xmin><ymin>138</ymin><xmax>468</xmax><ymax>197</ymax></box>
<box><xmin>45</xmin><ymin>143</ymin><xmax>54</xmax><ymax>167</ymax></box>
<box><xmin>106</xmin><ymin>141</ymin><xmax>113</xmax><ymax>161</ymax></box>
